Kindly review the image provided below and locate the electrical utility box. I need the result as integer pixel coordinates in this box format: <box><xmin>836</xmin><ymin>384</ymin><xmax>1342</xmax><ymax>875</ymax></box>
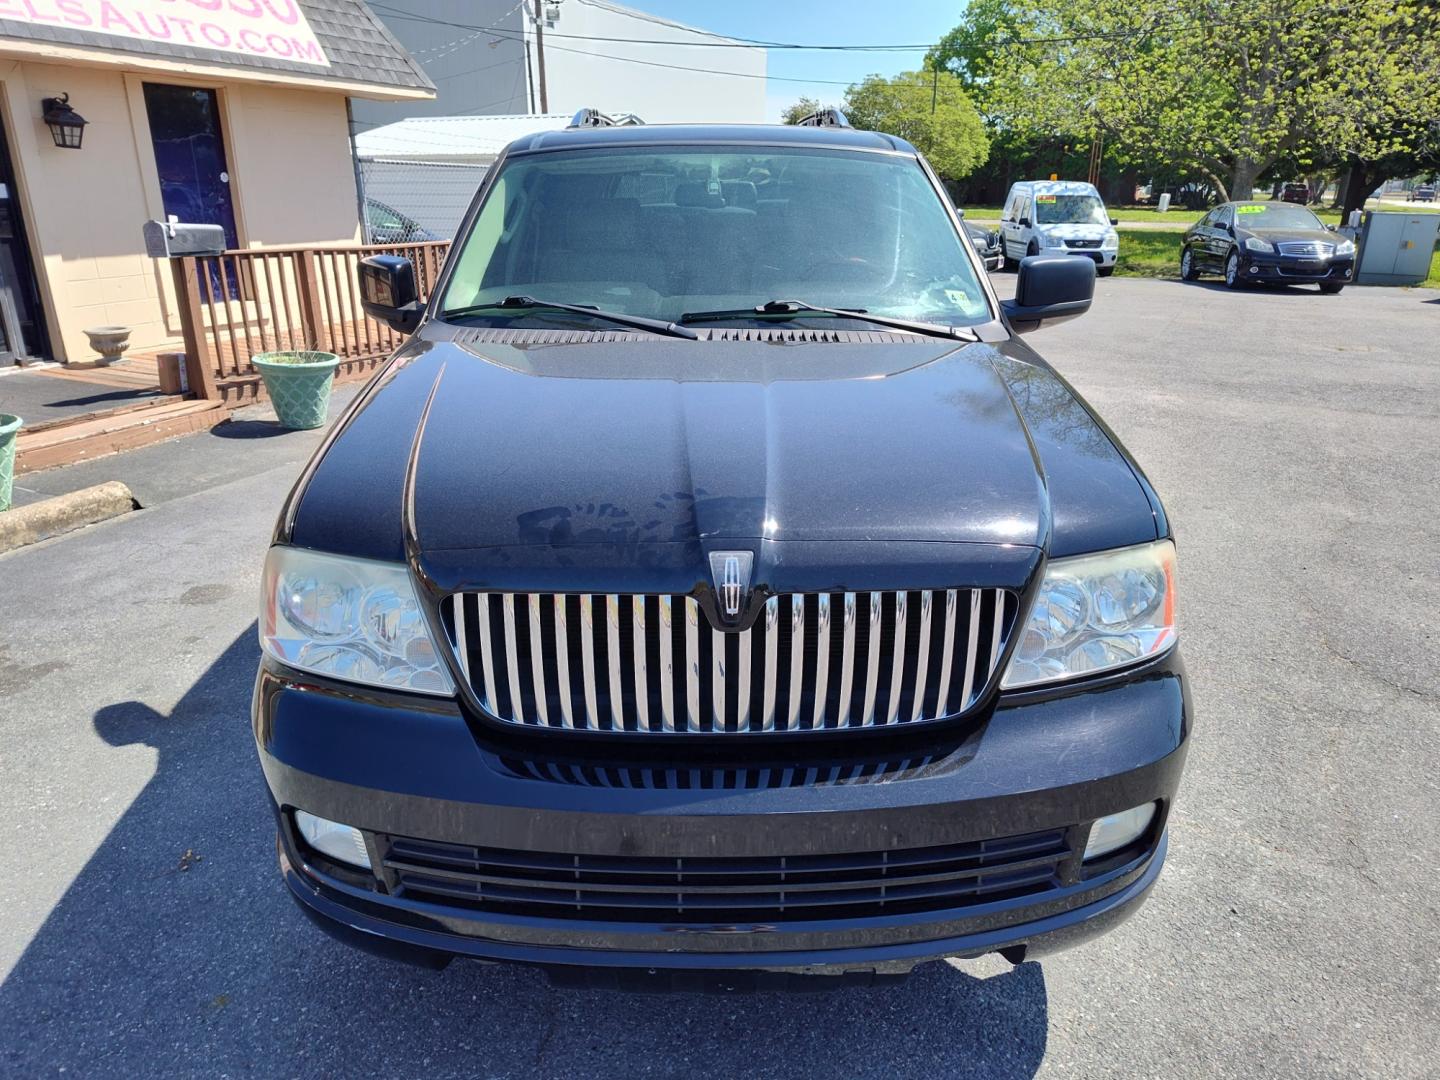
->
<box><xmin>1355</xmin><ymin>211</ymin><xmax>1440</xmax><ymax>285</ymax></box>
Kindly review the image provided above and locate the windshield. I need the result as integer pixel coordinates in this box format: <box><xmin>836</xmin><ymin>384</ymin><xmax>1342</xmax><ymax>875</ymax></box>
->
<box><xmin>1233</xmin><ymin>203</ymin><xmax>1326</xmax><ymax>230</ymax></box>
<box><xmin>1034</xmin><ymin>193</ymin><xmax>1108</xmax><ymax>226</ymax></box>
<box><xmin>439</xmin><ymin>145</ymin><xmax>990</xmax><ymax>328</ymax></box>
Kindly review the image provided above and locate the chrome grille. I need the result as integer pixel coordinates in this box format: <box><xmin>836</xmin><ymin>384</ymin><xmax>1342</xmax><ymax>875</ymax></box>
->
<box><xmin>1063</xmin><ymin>238</ymin><xmax>1102</xmax><ymax>249</ymax></box>
<box><xmin>1277</xmin><ymin>241</ymin><xmax>1334</xmax><ymax>258</ymax></box>
<box><xmin>442</xmin><ymin>589</ymin><xmax>1018</xmax><ymax>734</ymax></box>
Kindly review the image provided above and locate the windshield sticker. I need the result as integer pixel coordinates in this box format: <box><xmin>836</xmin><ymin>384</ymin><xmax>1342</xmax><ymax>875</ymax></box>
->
<box><xmin>1236</xmin><ymin>204</ymin><xmax>1266</xmax><ymax>214</ymax></box>
<box><xmin>1035</xmin><ymin>195</ymin><xmax>1057</xmax><ymax>204</ymax></box>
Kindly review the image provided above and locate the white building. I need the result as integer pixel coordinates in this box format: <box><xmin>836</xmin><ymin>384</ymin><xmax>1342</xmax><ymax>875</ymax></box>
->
<box><xmin>350</xmin><ymin>0</ymin><xmax>767</xmax><ymax>130</ymax></box>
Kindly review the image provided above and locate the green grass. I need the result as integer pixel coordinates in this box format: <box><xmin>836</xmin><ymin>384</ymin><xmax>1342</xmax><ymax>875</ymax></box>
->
<box><xmin>961</xmin><ymin>198</ymin><xmax>1440</xmax><ymax>231</ymax></box>
<box><xmin>1112</xmin><ymin>229</ymin><xmax>1182</xmax><ymax>278</ymax></box>
<box><xmin>1427</xmin><ymin>247</ymin><xmax>1440</xmax><ymax>289</ymax></box>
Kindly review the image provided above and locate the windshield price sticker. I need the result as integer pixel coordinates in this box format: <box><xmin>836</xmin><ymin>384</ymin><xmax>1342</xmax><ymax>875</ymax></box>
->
<box><xmin>1036</xmin><ymin>195</ymin><xmax>1058</xmax><ymax>204</ymax></box>
<box><xmin>1236</xmin><ymin>205</ymin><xmax>1266</xmax><ymax>214</ymax></box>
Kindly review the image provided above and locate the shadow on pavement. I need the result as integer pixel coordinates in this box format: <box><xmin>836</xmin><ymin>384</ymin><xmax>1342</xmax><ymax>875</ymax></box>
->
<box><xmin>0</xmin><ymin>629</ymin><xmax>1048</xmax><ymax>1079</ymax></box>
<box><xmin>209</xmin><ymin>419</ymin><xmax>299</xmax><ymax>440</ymax></box>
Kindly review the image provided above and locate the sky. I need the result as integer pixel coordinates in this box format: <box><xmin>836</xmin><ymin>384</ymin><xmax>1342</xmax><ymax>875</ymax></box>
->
<box><xmin>632</xmin><ymin>1</ymin><xmax>964</xmax><ymax>120</ymax></box>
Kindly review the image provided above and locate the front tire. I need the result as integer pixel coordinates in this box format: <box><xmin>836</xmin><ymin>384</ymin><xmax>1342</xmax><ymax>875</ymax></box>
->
<box><xmin>1319</xmin><ymin>282</ymin><xmax>1344</xmax><ymax>294</ymax></box>
<box><xmin>1097</xmin><ymin>265</ymin><xmax>1115</xmax><ymax>277</ymax></box>
<box><xmin>1180</xmin><ymin>247</ymin><xmax>1200</xmax><ymax>281</ymax></box>
<box><xmin>1224</xmin><ymin>250</ymin><xmax>1245</xmax><ymax>289</ymax></box>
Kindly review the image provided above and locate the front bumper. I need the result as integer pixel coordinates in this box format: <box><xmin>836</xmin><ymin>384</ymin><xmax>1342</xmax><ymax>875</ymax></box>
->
<box><xmin>254</xmin><ymin>651</ymin><xmax>1190</xmax><ymax>977</ymax></box>
<box><xmin>1240</xmin><ymin>252</ymin><xmax>1354</xmax><ymax>283</ymax></box>
<box><xmin>1053</xmin><ymin>245</ymin><xmax>1117</xmax><ymax>268</ymax></box>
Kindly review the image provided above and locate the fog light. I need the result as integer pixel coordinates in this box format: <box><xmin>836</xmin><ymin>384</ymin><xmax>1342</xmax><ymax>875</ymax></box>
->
<box><xmin>1084</xmin><ymin>802</ymin><xmax>1157</xmax><ymax>860</ymax></box>
<box><xmin>1249</xmin><ymin>265</ymin><xmax>1260</xmax><ymax>274</ymax></box>
<box><xmin>294</xmin><ymin>810</ymin><xmax>371</xmax><ymax>869</ymax></box>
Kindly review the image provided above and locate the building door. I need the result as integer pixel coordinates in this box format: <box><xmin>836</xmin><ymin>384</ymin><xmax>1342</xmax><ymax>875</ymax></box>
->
<box><xmin>143</xmin><ymin>84</ymin><xmax>239</xmax><ymax>256</ymax></box>
<box><xmin>0</xmin><ymin>108</ymin><xmax>50</xmax><ymax>364</ymax></box>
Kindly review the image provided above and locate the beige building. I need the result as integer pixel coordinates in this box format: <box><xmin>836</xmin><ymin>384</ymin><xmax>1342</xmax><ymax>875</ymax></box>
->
<box><xmin>0</xmin><ymin>0</ymin><xmax>434</xmax><ymax>365</ymax></box>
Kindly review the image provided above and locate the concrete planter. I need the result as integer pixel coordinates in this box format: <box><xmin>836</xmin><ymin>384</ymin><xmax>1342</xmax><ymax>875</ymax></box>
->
<box><xmin>82</xmin><ymin>325</ymin><xmax>131</xmax><ymax>366</ymax></box>
<box><xmin>252</xmin><ymin>351</ymin><xmax>340</xmax><ymax>430</ymax></box>
<box><xmin>0</xmin><ymin>413</ymin><xmax>21</xmax><ymax>512</ymax></box>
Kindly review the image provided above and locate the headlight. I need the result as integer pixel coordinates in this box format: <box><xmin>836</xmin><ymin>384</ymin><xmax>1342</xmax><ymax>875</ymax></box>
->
<box><xmin>1335</xmin><ymin>239</ymin><xmax>1355</xmax><ymax>256</ymax></box>
<box><xmin>1102</xmin><ymin>231</ymin><xmax>1119</xmax><ymax>250</ymax></box>
<box><xmin>1002</xmin><ymin>540</ymin><xmax>1176</xmax><ymax>689</ymax></box>
<box><xmin>1244</xmin><ymin>237</ymin><xmax>1273</xmax><ymax>253</ymax></box>
<box><xmin>1040</xmin><ymin>232</ymin><xmax>1065</xmax><ymax>248</ymax></box>
<box><xmin>260</xmin><ymin>546</ymin><xmax>455</xmax><ymax>695</ymax></box>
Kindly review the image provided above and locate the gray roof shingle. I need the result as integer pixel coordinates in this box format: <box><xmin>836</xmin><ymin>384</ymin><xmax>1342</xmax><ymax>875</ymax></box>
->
<box><xmin>0</xmin><ymin>0</ymin><xmax>434</xmax><ymax>96</ymax></box>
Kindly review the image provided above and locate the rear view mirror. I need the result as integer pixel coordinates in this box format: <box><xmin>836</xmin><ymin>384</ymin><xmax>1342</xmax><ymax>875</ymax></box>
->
<box><xmin>359</xmin><ymin>254</ymin><xmax>422</xmax><ymax>334</ymax></box>
<box><xmin>1002</xmin><ymin>255</ymin><xmax>1095</xmax><ymax>333</ymax></box>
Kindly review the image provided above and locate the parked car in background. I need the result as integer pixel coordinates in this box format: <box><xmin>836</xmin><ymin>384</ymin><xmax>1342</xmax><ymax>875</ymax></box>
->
<box><xmin>256</xmin><ymin>115</ymin><xmax>1188</xmax><ymax>987</ymax></box>
<box><xmin>1179</xmin><ymin>201</ymin><xmax>1354</xmax><ymax>292</ymax></box>
<box><xmin>1280</xmin><ymin>182</ymin><xmax>1310</xmax><ymax>205</ymax></box>
<box><xmin>1000</xmin><ymin>180</ymin><xmax>1119</xmax><ymax>275</ymax></box>
<box><xmin>1409</xmin><ymin>186</ymin><xmax>1436</xmax><ymax>203</ymax></box>
<box><xmin>364</xmin><ymin>198</ymin><xmax>439</xmax><ymax>244</ymax></box>
<box><xmin>957</xmin><ymin>207</ymin><xmax>1002</xmax><ymax>271</ymax></box>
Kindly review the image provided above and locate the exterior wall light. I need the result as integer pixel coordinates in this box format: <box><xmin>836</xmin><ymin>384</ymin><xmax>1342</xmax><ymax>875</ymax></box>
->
<box><xmin>41</xmin><ymin>94</ymin><xmax>87</xmax><ymax>149</ymax></box>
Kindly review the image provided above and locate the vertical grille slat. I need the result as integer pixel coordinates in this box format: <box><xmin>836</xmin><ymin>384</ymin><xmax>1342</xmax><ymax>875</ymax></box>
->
<box><xmin>812</xmin><ymin>593</ymin><xmax>831</xmax><ymax>730</ymax></box>
<box><xmin>444</xmin><ymin>587</ymin><xmax>1016</xmax><ymax>735</ymax></box>
<box><xmin>527</xmin><ymin>595</ymin><xmax>549</xmax><ymax>727</ymax></box>
<box><xmin>684</xmin><ymin>598</ymin><xmax>702</xmax><ymax>733</ymax></box>
<box><xmin>631</xmin><ymin>597</ymin><xmax>650</xmax><ymax>733</ymax></box>
<box><xmin>885</xmin><ymin>592</ymin><xmax>908</xmax><ymax>726</ymax></box>
<box><xmin>836</xmin><ymin>592</ymin><xmax>856</xmax><ymax>727</ymax></box>
<box><xmin>606</xmin><ymin>595</ymin><xmax>625</xmax><ymax>732</ymax></box>
<box><xmin>579</xmin><ymin>595</ymin><xmax>600</xmax><ymax>730</ymax></box>
<box><xmin>553</xmin><ymin>595</ymin><xmax>574</xmax><ymax>728</ymax></box>
<box><xmin>658</xmin><ymin>596</ymin><xmax>677</xmax><ymax>732</ymax></box>
<box><xmin>501</xmin><ymin>593</ymin><xmax>525</xmax><ymax>726</ymax></box>
<box><xmin>761</xmin><ymin>596</ymin><xmax>780</xmax><ymax>732</ymax></box>
<box><xmin>786</xmin><ymin>595</ymin><xmax>806</xmax><ymax>732</ymax></box>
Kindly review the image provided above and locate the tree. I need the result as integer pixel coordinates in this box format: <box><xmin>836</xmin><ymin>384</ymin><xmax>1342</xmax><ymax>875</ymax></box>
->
<box><xmin>780</xmin><ymin>97</ymin><xmax>823</xmax><ymax>125</ymax></box>
<box><xmin>841</xmin><ymin>70</ymin><xmax>990</xmax><ymax>178</ymax></box>
<box><xmin>943</xmin><ymin>0</ymin><xmax>1440</xmax><ymax>202</ymax></box>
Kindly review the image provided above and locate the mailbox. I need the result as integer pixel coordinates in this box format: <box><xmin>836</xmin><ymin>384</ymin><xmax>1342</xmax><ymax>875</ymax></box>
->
<box><xmin>142</xmin><ymin>219</ymin><xmax>227</xmax><ymax>258</ymax></box>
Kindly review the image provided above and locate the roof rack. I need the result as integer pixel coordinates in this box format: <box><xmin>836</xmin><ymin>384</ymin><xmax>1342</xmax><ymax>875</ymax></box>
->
<box><xmin>795</xmin><ymin>108</ymin><xmax>851</xmax><ymax>129</ymax></box>
<box><xmin>567</xmin><ymin>109</ymin><xmax>645</xmax><ymax>129</ymax></box>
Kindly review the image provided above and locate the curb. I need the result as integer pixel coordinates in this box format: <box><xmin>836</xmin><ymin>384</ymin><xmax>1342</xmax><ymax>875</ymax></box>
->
<box><xmin>0</xmin><ymin>481</ymin><xmax>137</xmax><ymax>554</ymax></box>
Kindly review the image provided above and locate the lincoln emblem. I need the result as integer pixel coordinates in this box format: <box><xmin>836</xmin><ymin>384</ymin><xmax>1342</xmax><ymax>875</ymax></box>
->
<box><xmin>708</xmin><ymin>551</ymin><xmax>754</xmax><ymax>621</ymax></box>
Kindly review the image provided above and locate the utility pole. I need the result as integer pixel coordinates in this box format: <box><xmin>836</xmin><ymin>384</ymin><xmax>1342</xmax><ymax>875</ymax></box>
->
<box><xmin>532</xmin><ymin>0</ymin><xmax>549</xmax><ymax>114</ymax></box>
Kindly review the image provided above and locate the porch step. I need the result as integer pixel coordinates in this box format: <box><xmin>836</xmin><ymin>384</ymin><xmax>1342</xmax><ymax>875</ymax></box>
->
<box><xmin>15</xmin><ymin>398</ymin><xmax>227</xmax><ymax>475</ymax></box>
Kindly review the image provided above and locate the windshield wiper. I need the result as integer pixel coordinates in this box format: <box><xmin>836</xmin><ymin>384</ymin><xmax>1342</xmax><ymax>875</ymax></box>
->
<box><xmin>679</xmin><ymin>300</ymin><xmax>979</xmax><ymax>341</ymax></box>
<box><xmin>444</xmin><ymin>295</ymin><xmax>698</xmax><ymax>340</ymax></box>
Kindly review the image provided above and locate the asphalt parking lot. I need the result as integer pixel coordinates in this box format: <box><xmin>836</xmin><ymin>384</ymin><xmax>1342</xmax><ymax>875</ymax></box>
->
<box><xmin>1</xmin><ymin>276</ymin><xmax>1437</xmax><ymax>1078</ymax></box>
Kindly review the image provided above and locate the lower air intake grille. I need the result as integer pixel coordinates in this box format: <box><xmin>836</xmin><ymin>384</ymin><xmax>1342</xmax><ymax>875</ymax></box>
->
<box><xmin>441</xmin><ymin>589</ymin><xmax>1017</xmax><ymax>734</ymax></box>
<box><xmin>381</xmin><ymin>829</ymin><xmax>1070</xmax><ymax>923</ymax></box>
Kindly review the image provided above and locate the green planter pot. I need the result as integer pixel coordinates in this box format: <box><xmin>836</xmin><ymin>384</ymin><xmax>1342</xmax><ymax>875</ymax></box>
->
<box><xmin>0</xmin><ymin>413</ymin><xmax>21</xmax><ymax>512</ymax></box>
<box><xmin>252</xmin><ymin>351</ymin><xmax>340</xmax><ymax>430</ymax></box>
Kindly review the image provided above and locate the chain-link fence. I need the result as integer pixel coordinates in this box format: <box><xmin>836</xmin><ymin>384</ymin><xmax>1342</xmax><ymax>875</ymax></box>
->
<box><xmin>356</xmin><ymin>157</ymin><xmax>489</xmax><ymax>243</ymax></box>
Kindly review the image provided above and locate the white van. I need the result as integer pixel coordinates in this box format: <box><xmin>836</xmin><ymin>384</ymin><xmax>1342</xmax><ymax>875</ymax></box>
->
<box><xmin>1000</xmin><ymin>181</ymin><xmax>1119</xmax><ymax>275</ymax></box>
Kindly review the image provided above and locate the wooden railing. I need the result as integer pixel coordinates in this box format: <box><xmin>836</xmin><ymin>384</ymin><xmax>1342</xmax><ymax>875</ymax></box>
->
<box><xmin>169</xmin><ymin>240</ymin><xmax>450</xmax><ymax>402</ymax></box>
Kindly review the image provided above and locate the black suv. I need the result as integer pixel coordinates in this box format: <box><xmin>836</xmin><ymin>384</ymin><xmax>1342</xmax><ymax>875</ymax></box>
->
<box><xmin>254</xmin><ymin>112</ymin><xmax>1189</xmax><ymax>987</ymax></box>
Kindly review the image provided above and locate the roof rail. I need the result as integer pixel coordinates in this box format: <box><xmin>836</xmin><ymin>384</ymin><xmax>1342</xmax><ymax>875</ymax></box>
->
<box><xmin>795</xmin><ymin>108</ymin><xmax>851</xmax><ymax>129</ymax></box>
<box><xmin>568</xmin><ymin>109</ymin><xmax>645</xmax><ymax>129</ymax></box>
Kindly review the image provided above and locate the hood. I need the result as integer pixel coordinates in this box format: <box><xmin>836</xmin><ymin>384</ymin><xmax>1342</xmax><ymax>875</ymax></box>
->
<box><xmin>288</xmin><ymin>333</ymin><xmax>1161</xmax><ymax>584</ymax></box>
<box><xmin>1242</xmin><ymin>226</ymin><xmax>1338</xmax><ymax>245</ymax></box>
<box><xmin>1035</xmin><ymin>221</ymin><xmax>1111</xmax><ymax>240</ymax></box>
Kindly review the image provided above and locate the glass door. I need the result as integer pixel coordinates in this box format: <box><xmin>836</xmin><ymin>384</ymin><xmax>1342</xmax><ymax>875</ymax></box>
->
<box><xmin>0</xmin><ymin>109</ymin><xmax>50</xmax><ymax>364</ymax></box>
<box><xmin>143</xmin><ymin>84</ymin><xmax>240</xmax><ymax>297</ymax></box>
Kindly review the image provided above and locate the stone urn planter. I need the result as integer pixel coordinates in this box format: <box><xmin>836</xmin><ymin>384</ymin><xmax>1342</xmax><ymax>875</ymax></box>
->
<box><xmin>82</xmin><ymin>325</ymin><xmax>131</xmax><ymax>366</ymax></box>
<box><xmin>252</xmin><ymin>351</ymin><xmax>340</xmax><ymax>430</ymax></box>
<box><xmin>0</xmin><ymin>413</ymin><xmax>21</xmax><ymax>512</ymax></box>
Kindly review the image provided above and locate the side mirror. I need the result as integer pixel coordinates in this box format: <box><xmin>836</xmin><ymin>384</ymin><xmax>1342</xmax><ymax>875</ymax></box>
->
<box><xmin>1001</xmin><ymin>255</ymin><xmax>1095</xmax><ymax>334</ymax></box>
<box><xmin>359</xmin><ymin>254</ymin><xmax>422</xmax><ymax>334</ymax></box>
<box><xmin>1018</xmin><ymin>216</ymin><xmax>1032</xmax><ymax>228</ymax></box>
<box><xmin>1109</xmin><ymin>217</ymin><xmax>1119</xmax><ymax>226</ymax></box>
<box><xmin>955</xmin><ymin>206</ymin><xmax>966</xmax><ymax>218</ymax></box>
